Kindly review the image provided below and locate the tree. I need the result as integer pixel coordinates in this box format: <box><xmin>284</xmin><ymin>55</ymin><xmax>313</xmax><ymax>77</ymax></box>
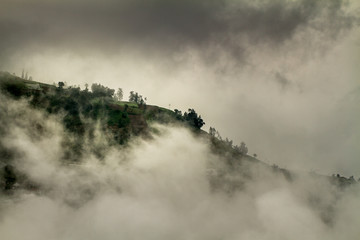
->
<box><xmin>209</xmin><ymin>127</ymin><xmax>222</xmax><ymax>140</ymax></box>
<box><xmin>115</xmin><ymin>88</ymin><xmax>123</xmax><ymax>101</ymax></box>
<box><xmin>174</xmin><ymin>109</ymin><xmax>183</xmax><ymax>121</ymax></box>
<box><xmin>91</xmin><ymin>83</ymin><xmax>115</xmax><ymax>98</ymax></box>
<box><xmin>183</xmin><ymin>108</ymin><xmax>205</xmax><ymax>129</ymax></box>
<box><xmin>209</xmin><ymin>127</ymin><xmax>216</xmax><ymax>137</ymax></box>
<box><xmin>225</xmin><ymin>138</ymin><xmax>233</xmax><ymax>148</ymax></box>
<box><xmin>129</xmin><ymin>91</ymin><xmax>138</xmax><ymax>102</ymax></box>
<box><xmin>129</xmin><ymin>91</ymin><xmax>146</xmax><ymax>105</ymax></box>
<box><xmin>58</xmin><ymin>82</ymin><xmax>65</xmax><ymax>89</ymax></box>
<box><xmin>239</xmin><ymin>142</ymin><xmax>248</xmax><ymax>155</ymax></box>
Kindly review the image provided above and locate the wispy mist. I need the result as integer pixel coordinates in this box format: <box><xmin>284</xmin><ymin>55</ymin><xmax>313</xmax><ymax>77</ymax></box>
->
<box><xmin>0</xmin><ymin>95</ymin><xmax>359</xmax><ymax>239</ymax></box>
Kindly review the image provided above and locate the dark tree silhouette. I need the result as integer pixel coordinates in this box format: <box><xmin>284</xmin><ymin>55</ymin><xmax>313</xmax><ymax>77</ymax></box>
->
<box><xmin>183</xmin><ymin>108</ymin><xmax>205</xmax><ymax>129</ymax></box>
<box><xmin>91</xmin><ymin>83</ymin><xmax>115</xmax><ymax>98</ymax></box>
<box><xmin>174</xmin><ymin>109</ymin><xmax>183</xmax><ymax>121</ymax></box>
<box><xmin>58</xmin><ymin>82</ymin><xmax>65</xmax><ymax>89</ymax></box>
<box><xmin>129</xmin><ymin>91</ymin><xmax>146</xmax><ymax>105</ymax></box>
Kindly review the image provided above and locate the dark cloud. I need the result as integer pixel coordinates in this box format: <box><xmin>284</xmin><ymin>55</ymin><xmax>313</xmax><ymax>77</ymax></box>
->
<box><xmin>0</xmin><ymin>0</ymin><xmax>357</xmax><ymax>63</ymax></box>
<box><xmin>274</xmin><ymin>72</ymin><xmax>292</xmax><ymax>90</ymax></box>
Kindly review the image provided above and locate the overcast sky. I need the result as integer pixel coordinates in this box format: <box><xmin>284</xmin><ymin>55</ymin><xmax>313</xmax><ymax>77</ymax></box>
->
<box><xmin>0</xmin><ymin>0</ymin><xmax>359</xmax><ymax>176</ymax></box>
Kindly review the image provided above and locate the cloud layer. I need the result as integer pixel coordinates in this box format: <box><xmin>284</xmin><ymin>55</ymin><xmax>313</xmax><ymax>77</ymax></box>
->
<box><xmin>0</xmin><ymin>96</ymin><xmax>360</xmax><ymax>240</ymax></box>
<box><xmin>0</xmin><ymin>0</ymin><xmax>359</xmax><ymax>175</ymax></box>
<box><xmin>0</xmin><ymin>0</ymin><xmax>357</xmax><ymax>61</ymax></box>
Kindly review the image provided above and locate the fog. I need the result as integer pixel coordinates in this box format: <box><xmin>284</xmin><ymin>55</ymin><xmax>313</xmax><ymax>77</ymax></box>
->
<box><xmin>1</xmin><ymin>0</ymin><xmax>359</xmax><ymax>175</ymax></box>
<box><xmin>0</xmin><ymin>0</ymin><xmax>360</xmax><ymax>236</ymax></box>
<box><xmin>0</xmin><ymin>94</ymin><xmax>360</xmax><ymax>239</ymax></box>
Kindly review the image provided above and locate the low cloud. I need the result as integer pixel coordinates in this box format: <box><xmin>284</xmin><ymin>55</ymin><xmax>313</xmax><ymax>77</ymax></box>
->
<box><xmin>0</xmin><ymin>5</ymin><xmax>359</xmax><ymax>237</ymax></box>
<box><xmin>0</xmin><ymin>94</ymin><xmax>359</xmax><ymax>240</ymax></box>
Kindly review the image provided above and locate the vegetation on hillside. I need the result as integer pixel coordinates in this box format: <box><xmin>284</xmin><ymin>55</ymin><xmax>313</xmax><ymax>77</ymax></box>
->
<box><xmin>0</xmin><ymin>71</ymin><xmax>357</xmax><ymax>194</ymax></box>
<box><xmin>0</xmin><ymin>72</ymin><xmax>209</xmax><ymax>156</ymax></box>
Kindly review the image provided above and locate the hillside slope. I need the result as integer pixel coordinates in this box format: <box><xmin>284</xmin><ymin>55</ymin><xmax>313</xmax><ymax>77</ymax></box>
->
<box><xmin>0</xmin><ymin>71</ymin><xmax>356</xmax><ymax>195</ymax></box>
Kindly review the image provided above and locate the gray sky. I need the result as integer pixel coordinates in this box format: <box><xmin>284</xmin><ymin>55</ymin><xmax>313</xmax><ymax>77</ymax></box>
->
<box><xmin>1</xmin><ymin>0</ymin><xmax>359</xmax><ymax>176</ymax></box>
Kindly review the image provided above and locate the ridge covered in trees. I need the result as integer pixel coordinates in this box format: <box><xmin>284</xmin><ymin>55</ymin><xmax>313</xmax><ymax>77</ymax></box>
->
<box><xmin>0</xmin><ymin>71</ymin><xmax>357</xmax><ymax>193</ymax></box>
<box><xmin>0</xmin><ymin>71</ymin><xmax>209</xmax><ymax>145</ymax></box>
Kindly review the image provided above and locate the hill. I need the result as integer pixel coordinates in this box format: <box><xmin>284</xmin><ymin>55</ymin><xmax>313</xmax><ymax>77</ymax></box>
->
<box><xmin>0</xmin><ymin>71</ymin><xmax>356</xmax><ymax>195</ymax></box>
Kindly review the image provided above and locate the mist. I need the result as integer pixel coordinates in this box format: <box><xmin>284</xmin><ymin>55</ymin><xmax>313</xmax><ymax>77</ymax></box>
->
<box><xmin>0</xmin><ymin>0</ymin><xmax>360</xmax><ymax>238</ymax></box>
<box><xmin>0</xmin><ymin>94</ymin><xmax>359</xmax><ymax>240</ymax></box>
<box><xmin>0</xmin><ymin>0</ymin><xmax>359</xmax><ymax>175</ymax></box>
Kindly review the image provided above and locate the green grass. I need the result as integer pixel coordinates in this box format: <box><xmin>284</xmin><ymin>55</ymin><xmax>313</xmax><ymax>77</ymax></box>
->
<box><xmin>112</xmin><ymin>101</ymin><xmax>144</xmax><ymax>115</ymax></box>
<box><xmin>158</xmin><ymin>107</ymin><xmax>174</xmax><ymax>113</ymax></box>
<box><xmin>114</xmin><ymin>101</ymin><xmax>138</xmax><ymax>107</ymax></box>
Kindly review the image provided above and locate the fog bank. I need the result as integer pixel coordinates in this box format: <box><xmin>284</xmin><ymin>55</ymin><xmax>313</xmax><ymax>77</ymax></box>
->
<box><xmin>0</xmin><ymin>96</ymin><xmax>359</xmax><ymax>240</ymax></box>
